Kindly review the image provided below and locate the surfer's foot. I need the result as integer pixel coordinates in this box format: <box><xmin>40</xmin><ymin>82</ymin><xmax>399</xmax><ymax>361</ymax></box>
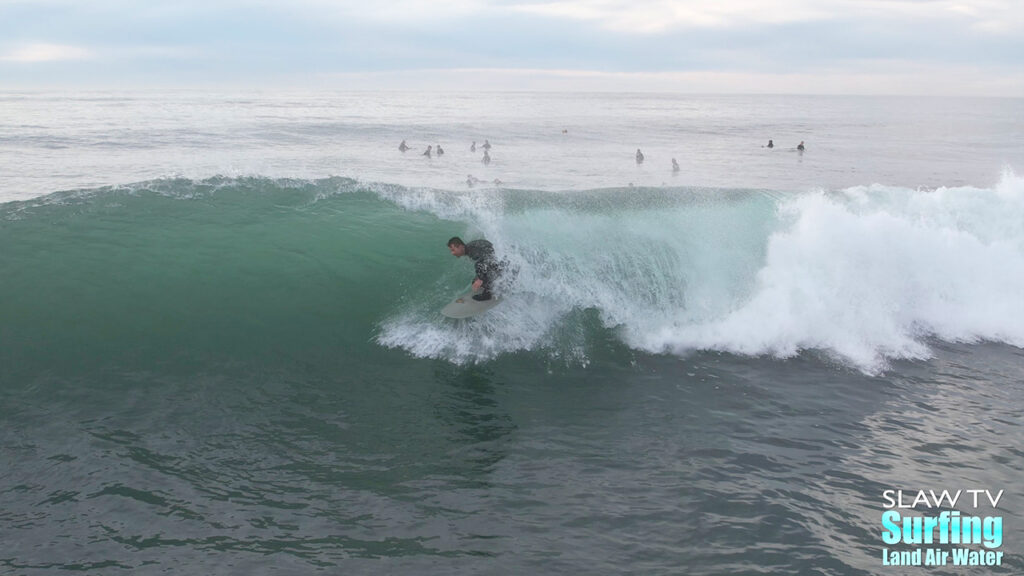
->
<box><xmin>472</xmin><ymin>291</ymin><xmax>493</xmax><ymax>301</ymax></box>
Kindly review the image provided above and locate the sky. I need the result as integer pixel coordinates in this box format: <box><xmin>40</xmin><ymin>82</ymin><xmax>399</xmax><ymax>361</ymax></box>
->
<box><xmin>1</xmin><ymin>0</ymin><xmax>1022</xmax><ymax>95</ymax></box>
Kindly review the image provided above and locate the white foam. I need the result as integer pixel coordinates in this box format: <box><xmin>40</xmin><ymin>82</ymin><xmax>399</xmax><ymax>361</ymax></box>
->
<box><xmin>640</xmin><ymin>172</ymin><xmax>1024</xmax><ymax>373</ymax></box>
<box><xmin>376</xmin><ymin>173</ymin><xmax>1024</xmax><ymax>373</ymax></box>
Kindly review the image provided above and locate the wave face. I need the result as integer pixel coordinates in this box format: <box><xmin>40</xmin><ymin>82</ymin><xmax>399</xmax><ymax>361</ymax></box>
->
<box><xmin>3</xmin><ymin>173</ymin><xmax>1023</xmax><ymax>375</ymax></box>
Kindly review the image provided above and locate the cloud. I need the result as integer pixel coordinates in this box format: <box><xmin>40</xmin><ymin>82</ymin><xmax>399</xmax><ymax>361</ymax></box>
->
<box><xmin>0</xmin><ymin>0</ymin><xmax>1020</xmax><ymax>93</ymax></box>
<box><xmin>504</xmin><ymin>0</ymin><xmax>1024</xmax><ymax>35</ymax></box>
<box><xmin>507</xmin><ymin>0</ymin><xmax>827</xmax><ymax>32</ymax></box>
<box><xmin>0</xmin><ymin>43</ymin><xmax>93</xmax><ymax>62</ymax></box>
<box><xmin>326</xmin><ymin>0</ymin><xmax>490</xmax><ymax>23</ymax></box>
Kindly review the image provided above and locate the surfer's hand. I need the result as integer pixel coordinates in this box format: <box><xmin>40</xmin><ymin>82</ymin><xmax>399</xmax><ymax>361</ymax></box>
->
<box><xmin>472</xmin><ymin>279</ymin><xmax>483</xmax><ymax>291</ymax></box>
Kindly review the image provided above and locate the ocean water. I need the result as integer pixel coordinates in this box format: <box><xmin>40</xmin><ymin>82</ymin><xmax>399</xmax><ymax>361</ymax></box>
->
<box><xmin>1</xmin><ymin>91</ymin><xmax>1023</xmax><ymax>575</ymax></box>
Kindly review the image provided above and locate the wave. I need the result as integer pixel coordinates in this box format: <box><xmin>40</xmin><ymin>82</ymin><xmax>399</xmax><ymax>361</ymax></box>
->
<box><xmin>3</xmin><ymin>172</ymin><xmax>1023</xmax><ymax>375</ymax></box>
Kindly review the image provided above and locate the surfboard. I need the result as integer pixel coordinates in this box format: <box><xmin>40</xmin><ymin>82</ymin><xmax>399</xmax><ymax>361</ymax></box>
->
<box><xmin>441</xmin><ymin>290</ymin><xmax>500</xmax><ymax>319</ymax></box>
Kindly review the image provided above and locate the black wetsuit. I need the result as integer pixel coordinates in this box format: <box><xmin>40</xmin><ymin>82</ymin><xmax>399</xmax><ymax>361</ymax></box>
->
<box><xmin>465</xmin><ymin>239</ymin><xmax>501</xmax><ymax>297</ymax></box>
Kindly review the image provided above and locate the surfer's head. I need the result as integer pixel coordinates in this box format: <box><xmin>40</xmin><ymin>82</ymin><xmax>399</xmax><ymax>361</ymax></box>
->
<box><xmin>447</xmin><ymin>237</ymin><xmax>466</xmax><ymax>257</ymax></box>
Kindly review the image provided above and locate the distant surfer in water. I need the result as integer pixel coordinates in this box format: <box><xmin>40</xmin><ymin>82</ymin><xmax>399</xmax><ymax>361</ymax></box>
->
<box><xmin>448</xmin><ymin>237</ymin><xmax>502</xmax><ymax>301</ymax></box>
<box><xmin>636</xmin><ymin>149</ymin><xmax>645</xmax><ymax>164</ymax></box>
<box><xmin>766</xmin><ymin>139</ymin><xmax>774</xmax><ymax>148</ymax></box>
<box><xmin>399</xmin><ymin>140</ymin><xmax>409</xmax><ymax>152</ymax></box>
<box><xmin>423</xmin><ymin>145</ymin><xmax>433</xmax><ymax>158</ymax></box>
<box><xmin>483</xmin><ymin>150</ymin><xmax>491</xmax><ymax>165</ymax></box>
<box><xmin>672</xmin><ymin>158</ymin><xmax>680</xmax><ymax>173</ymax></box>
<box><xmin>797</xmin><ymin>141</ymin><xmax>805</xmax><ymax>152</ymax></box>
<box><xmin>437</xmin><ymin>144</ymin><xmax>445</xmax><ymax>156</ymax></box>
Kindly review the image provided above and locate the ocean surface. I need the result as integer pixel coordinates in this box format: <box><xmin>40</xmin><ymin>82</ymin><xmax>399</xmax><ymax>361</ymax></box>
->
<box><xmin>2</xmin><ymin>91</ymin><xmax>1023</xmax><ymax>575</ymax></box>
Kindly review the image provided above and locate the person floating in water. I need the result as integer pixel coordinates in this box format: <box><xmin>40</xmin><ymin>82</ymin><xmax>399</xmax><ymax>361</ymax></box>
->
<box><xmin>448</xmin><ymin>237</ymin><xmax>502</xmax><ymax>301</ymax></box>
<box><xmin>766</xmin><ymin>139</ymin><xmax>774</xmax><ymax>148</ymax></box>
<box><xmin>482</xmin><ymin>140</ymin><xmax>492</xmax><ymax>151</ymax></box>
<box><xmin>399</xmin><ymin>140</ymin><xmax>409</xmax><ymax>152</ymax></box>
<box><xmin>423</xmin><ymin>145</ymin><xmax>433</xmax><ymax>158</ymax></box>
<box><xmin>471</xmin><ymin>141</ymin><xmax>477</xmax><ymax>152</ymax></box>
<box><xmin>797</xmin><ymin>141</ymin><xmax>805</xmax><ymax>151</ymax></box>
<box><xmin>636</xmin><ymin>149</ymin><xmax>645</xmax><ymax>164</ymax></box>
<box><xmin>482</xmin><ymin>150</ymin><xmax>491</xmax><ymax>165</ymax></box>
<box><xmin>437</xmin><ymin>144</ymin><xmax>445</xmax><ymax>156</ymax></box>
<box><xmin>672</xmin><ymin>158</ymin><xmax>680</xmax><ymax>173</ymax></box>
<box><xmin>466</xmin><ymin>174</ymin><xmax>481</xmax><ymax>187</ymax></box>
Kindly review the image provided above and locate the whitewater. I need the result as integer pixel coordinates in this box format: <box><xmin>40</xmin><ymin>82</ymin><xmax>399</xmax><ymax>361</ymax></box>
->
<box><xmin>377</xmin><ymin>173</ymin><xmax>1024</xmax><ymax>373</ymax></box>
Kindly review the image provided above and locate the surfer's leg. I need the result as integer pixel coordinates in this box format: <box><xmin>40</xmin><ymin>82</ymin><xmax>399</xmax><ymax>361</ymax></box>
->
<box><xmin>473</xmin><ymin>272</ymin><xmax>494</xmax><ymax>301</ymax></box>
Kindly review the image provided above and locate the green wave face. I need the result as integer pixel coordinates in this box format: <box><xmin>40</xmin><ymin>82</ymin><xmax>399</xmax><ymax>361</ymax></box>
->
<box><xmin>0</xmin><ymin>178</ymin><xmax>454</xmax><ymax>378</ymax></box>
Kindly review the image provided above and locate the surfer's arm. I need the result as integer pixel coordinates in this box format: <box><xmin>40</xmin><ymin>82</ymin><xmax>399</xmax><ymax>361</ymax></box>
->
<box><xmin>472</xmin><ymin>278</ymin><xmax>484</xmax><ymax>291</ymax></box>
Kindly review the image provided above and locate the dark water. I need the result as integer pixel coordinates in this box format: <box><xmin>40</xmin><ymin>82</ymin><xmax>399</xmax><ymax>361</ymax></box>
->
<box><xmin>2</xmin><ymin>178</ymin><xmax>1022</xmax><ymax>574</ymax></box>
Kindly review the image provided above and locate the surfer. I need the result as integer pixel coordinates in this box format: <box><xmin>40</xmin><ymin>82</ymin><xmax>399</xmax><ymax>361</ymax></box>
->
<box><xmin>797</xmin><ymin>141</ymin><xmax>805</xmax><ymax>151</ymax></box>
<box><xmin>636</xmin><ymin>149</ymin><xmax>644</xmax><ymax>164</ymax></box>
<box><xmin>437</xmin><ymin>144</ymin><xmax>445</xmax><ymax>156</ymax></box>
<box><xmin>423</xmin><ymin>145</ymin><xmax>433</xmax><ymax>158</ymax></box>
<box><xmin>767</xmin><ymin>139</ymin><xmax>774</xmax><ymax>148</ymax></box>
<box><xmin>482</xmin><ymin>140</ymin><xmax>492</xmax><ymax>151</ymax></box>
<box><xmin>672</xmin><ymin>158</ymin><xmax>680</xmax><ymax>173</ymax></box>
<box><xmin>448</xmin><ymin>237</ymin><xmax>502</xmax><ymax>301</ymax></box>
<box><xmin>399</xmin><ymin>140</ymin><xmax>409</xmax><ymax>152</ymax></box>
<box><xmin>471</xmin><ymin>141</ymin><xmax>477</xmax><ymax>152</ymax></box>
<box><xmin>483</xmin><ymin>150</ymin><xmax>491</xmax><ymax>165</ymax></box>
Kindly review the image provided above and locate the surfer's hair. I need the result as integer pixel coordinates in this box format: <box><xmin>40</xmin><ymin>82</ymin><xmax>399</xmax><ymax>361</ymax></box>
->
<box><xmin>447</xmin><ymin>237</ymin><xmax>465</xmax><ymax>247</ymax></box>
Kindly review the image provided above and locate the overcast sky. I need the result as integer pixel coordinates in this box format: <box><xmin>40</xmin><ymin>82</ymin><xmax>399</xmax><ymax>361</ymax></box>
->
<box><xmin>1</xmin><ymin>0</ymin><xmax>1022</xmax><ymax>95</ymax></box>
